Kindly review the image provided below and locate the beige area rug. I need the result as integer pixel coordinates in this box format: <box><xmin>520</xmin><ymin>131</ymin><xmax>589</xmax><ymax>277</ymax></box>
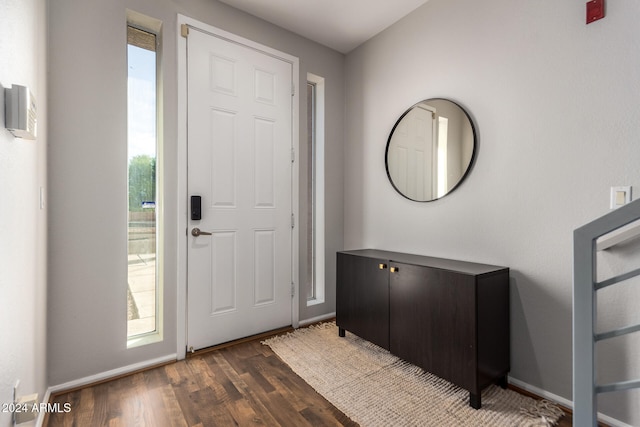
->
<box><xmin>263</xmin><ymin>322</ymin><xmax>563</xmax><ymax>427</ymax></box>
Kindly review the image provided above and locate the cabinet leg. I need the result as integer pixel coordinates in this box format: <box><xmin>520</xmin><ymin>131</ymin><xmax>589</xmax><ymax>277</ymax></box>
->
<box><xmin>338</xmin><ymin>327</ymin><xmax>345</xmax><ymax>337</ymax></box>
<box><xmin>469</xmin><ymin>392</ymin><xmax>481</xmax><ymax>409</ymax></box>
<box><xmin>497</xmin><ymin>375</ymin><xmax>508</xmax><ymax>389</ymax></box>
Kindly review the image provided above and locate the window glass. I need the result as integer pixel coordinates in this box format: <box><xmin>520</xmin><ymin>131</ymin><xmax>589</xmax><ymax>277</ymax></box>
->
<box><xmin>127</xmin><ymin>26</ymin><xmax>158</xmax><ymax>337</ymax></box>
<box><xmin>306</xmin><ymin>82</ymin><xmax>316</xmax><ymax>300</ymax></box>
<box><xmin>306</xmin><ymin>73</ymin><xmax>325</xmax><ymax>305</ymax></box>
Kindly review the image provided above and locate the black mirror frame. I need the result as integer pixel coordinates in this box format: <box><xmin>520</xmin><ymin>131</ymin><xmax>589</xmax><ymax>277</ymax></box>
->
<box><xmin>385</xmin><ymin>98</ymin><xmax>477</xmax><ymax>202</ymax></box>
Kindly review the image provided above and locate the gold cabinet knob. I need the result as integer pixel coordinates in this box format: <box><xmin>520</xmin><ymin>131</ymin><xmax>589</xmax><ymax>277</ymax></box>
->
<box><xmin>379</xmin><ymin>263</ymin><xmax>387</xmax><ymax>270</ymax></box>
<box><xmin>390</xmin><ymin>267</ymin><xmax>399</xmax><ymax>273</ymax></box>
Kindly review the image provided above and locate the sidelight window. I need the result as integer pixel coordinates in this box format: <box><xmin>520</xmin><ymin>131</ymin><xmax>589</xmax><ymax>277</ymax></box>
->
<box><xmin>127</xmin><ymin>24</ymin><xmax>160</xmax><ymax>340</ymax></box>
<box><xmin>306</xmin><ymin>73</ymin><xmax>325</xmax><ymax>305</ymax></box>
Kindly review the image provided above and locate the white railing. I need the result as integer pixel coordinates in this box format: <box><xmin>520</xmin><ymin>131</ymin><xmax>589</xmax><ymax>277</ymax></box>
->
<box><xmin>573</xmin><ymin>198</ymin><xmax>640</xmax><ymax>426</ymax></box>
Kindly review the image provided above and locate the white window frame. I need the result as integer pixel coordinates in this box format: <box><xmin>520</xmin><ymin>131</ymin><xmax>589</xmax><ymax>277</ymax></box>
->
<box><xmin>307</xmin><ymin>72</ymin><xmax>325</xmax><ymax>306</ymax></box>
<box><xmin>126</xmin><ymin>9</ymin><xmax>164</xmax><ymax>348</ymax></box>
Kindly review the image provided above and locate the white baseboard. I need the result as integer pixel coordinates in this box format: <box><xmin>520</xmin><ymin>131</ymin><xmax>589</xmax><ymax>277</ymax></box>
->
<box><xmin>299</xmin><ymin>312</ymin><xmax>336</xmax><ymax>327</ymax></box>
<box><xmin>46</xmin><ymin>354</ymin><xmax>177</xmax><ymax>396</ymax></box>
<box><xmin>35</xmin><ymin>389</ymin><xmax>51</xmax><ymax>427</ymax></box>
<box><xmin>508</xmin><ymin>377</ymin><xmax>633</xmax><ymax>427</ymax></box>
<box><xmin>508</xmin><ymin>377</ymin><xmax>573</xmax><ymax>408</ymax></box>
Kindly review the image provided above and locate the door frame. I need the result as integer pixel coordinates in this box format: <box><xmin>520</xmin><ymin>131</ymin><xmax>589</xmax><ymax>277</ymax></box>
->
<box><xmin>176</xmin><ymin>14</ymin><xmax>300</xmax><ymax>360</ymax></box>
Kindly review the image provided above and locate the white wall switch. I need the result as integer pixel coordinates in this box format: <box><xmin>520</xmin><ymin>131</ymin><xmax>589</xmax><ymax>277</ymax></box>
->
<box><xmin>610</xmin><ymin>186</ymin><xmax>632</xmax><ymax>209</ymax></box>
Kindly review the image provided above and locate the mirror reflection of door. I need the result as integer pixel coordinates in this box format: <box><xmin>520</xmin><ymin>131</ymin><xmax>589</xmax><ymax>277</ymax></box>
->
<box><xmin>387</xmin><ymin>104</ymin><xmax>436</xmax><ymax>201</ymax></box>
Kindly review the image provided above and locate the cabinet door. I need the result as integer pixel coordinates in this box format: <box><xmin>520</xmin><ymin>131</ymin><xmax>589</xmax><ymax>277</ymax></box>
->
<box><xmin>389</xmin><ymin>262</ymin><xmax>476</xmax><ymax>390</ymax></box>
<box><xmin>336</xmin><ymin>253</ymin><xmax>390</xmax><ymax>349</ymax></box>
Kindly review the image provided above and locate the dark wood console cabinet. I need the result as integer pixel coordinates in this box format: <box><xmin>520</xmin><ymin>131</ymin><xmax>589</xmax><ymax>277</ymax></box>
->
<box><xmin>336</xmin><ymin>249</ymin><xmax>510</xmax><ymax>409</ymax></box>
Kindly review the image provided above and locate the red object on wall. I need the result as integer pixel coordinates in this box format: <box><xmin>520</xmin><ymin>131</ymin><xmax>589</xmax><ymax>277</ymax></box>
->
<box><xmin>586</xmin><ymin>0</ymin><xmax>605</xmax><ymax>24</ymax></box>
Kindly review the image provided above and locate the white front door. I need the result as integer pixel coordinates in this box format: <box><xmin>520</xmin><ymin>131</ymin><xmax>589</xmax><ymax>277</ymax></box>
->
<box><xmin>186</xmin><ymin>26</ymin><xmax>294</xmax><ymax>350</ymax></box>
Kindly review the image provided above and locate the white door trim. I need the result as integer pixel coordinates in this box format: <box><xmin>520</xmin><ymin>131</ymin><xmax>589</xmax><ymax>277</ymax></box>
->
<box><xmin>176</xmin><ymin>14</ymin><xmax>300</xmax><ymax>360</ymax></box>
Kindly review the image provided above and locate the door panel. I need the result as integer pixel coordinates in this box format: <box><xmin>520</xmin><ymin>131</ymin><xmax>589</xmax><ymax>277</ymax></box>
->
<box><xmin>389</xmin><ymin>262</ymin><xmax>476</xmax><ymax>389</ymax></box>
<box><xmin>210</xmin><ymin>109</ymin><xmax>237</xmax><ymax>207</ymax></box>
<box><xmin>254</xmin><ymin>118</ymin><xmax>276</xmax><ymax>207</ymax></box>
<box><xmin>210</xmin><ymin>231</ymin><xmax>236</xmax><ymax>314</ymax></box>
<box><xmin>187</xmin><ymin>28</ymin><xmax>293</xmax><ymax>350</ymax></box>
<box><xmin>254</xmin><ymin>229</ymin><xmax>276</xmax><ymax>305</ymax></box>
<box><xmin>336</xmin><ymin>253</ymin><xmax>390</xmax><ymax>350</ymax></box>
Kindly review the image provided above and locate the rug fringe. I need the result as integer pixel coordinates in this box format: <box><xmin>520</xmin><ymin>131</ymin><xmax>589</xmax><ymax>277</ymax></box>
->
<box><xmin>261</xmin><ymin>321</ymin><xmax>335</xmax><ymax>346</ymax></box>
<box><xmin>519</xmin><ymin>399</ymin><xmax>564</xmax><ymax>426</ymax></box>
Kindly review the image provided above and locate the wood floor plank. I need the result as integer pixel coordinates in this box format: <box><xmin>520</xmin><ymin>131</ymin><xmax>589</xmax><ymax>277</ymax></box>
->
<box><xmin>212</xmin><ymin>350</ymin><xmax>283</xmax><ymax>426</ymax></box>
<box><xmin>185</xmin><ymin>357</ymin><xmax>230</xmax><ymax>409</ymax></box>
<box><xmin>164</xmin><ymin>362</ymin><xmax>184</xmax><ymax>386</ymax></box>
<box><xmin>171</xmin><ymin>376</ymin><xmax>207</xmax><ymax>426</ymax></box>
<box><xmin>123</xmin><ymin>374</ymin><xmax>151</xmax><ymax>426</ymax></box>
<box><xmin>151</xmin><ymin>384</ymin><xmax>188</xmax><ymax>427</ymax></box>
<box><xmin>209</xmin><ymin>354</ymin><xmax>245</xmax><ymax>403</ymax></box>
<box><xmin>235</xmin><ymin>357</ymin><xmax>277</xmax><ymax>395</ymax></box>
<box><xmin>195</xmin><ymin>387</ymin><xmax>236</xmax><ymax>426</ymax></box>
<box><xmin>239</xmin><ymin>352</ymin><xmax>309</xmax><ymax>413</ymax></box>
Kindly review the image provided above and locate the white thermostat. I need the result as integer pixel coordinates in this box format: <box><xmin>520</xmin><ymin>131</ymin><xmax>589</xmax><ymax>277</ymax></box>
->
<box><xmin>4</xmin><ymin>84</ymin><xmax>37</xmax><ymax>140</ymax></box>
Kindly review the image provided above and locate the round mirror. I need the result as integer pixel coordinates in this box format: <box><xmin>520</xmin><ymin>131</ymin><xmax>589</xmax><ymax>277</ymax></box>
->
<box><xmin>385</xmin><ymin>98</ymin><xmax>476</xmax><ymax>202</ymax></box>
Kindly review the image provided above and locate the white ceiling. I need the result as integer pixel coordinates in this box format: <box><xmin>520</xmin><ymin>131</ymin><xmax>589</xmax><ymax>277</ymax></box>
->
<box><xmin>218</xmin><ymin>0</ymin><xmax>430</xmax><ymax>53</ymax></box>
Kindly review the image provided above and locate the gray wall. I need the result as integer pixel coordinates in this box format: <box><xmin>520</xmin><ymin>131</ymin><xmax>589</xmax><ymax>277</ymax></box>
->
<box><xmin>48</xmin><ymin>0</ymin><xmax>343</xmax><ymax>386</ymax></box>
<box><xmin>344</xmin><ymin>0</ymin><xmax>640</xmax><ymax>424</ymax></box>
<box><xmin>0</xmin><ymin>0</ymin><xmax>48</xmax><ymax>425</ymax></box>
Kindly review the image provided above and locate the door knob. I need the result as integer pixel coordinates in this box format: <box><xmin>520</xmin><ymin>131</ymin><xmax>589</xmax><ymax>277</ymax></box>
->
<box><xmin>191</xmin><ymin>227</ymin><xmax>212</xmax><ymax>237</ymax></box>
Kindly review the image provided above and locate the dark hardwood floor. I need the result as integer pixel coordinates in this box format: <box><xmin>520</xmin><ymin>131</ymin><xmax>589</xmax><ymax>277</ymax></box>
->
<box><xmin>45</xmin><ymin>332</ymin><xmax>575</xmax><ymax>426</ymax></box>
<box><xmin>45</xmin><ymin>337</ymin><xmax>355</xmax><ymax>427</ymax></box>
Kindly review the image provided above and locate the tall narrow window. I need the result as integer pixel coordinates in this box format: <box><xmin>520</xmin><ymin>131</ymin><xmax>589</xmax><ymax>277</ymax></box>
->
<box><xmin>306</xmin><ymin>82</ymin><xmax>316</xmax><ymax>300</ymax></box>
<box><xmin>127</xmin><ymin>26</ymin><xmax>158</xmax><ymax>338</ymax></box>
<box><xmin>306</xmin><ymin>73</ymin><xmax>325</xmax><ymax>305</ymax></box>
